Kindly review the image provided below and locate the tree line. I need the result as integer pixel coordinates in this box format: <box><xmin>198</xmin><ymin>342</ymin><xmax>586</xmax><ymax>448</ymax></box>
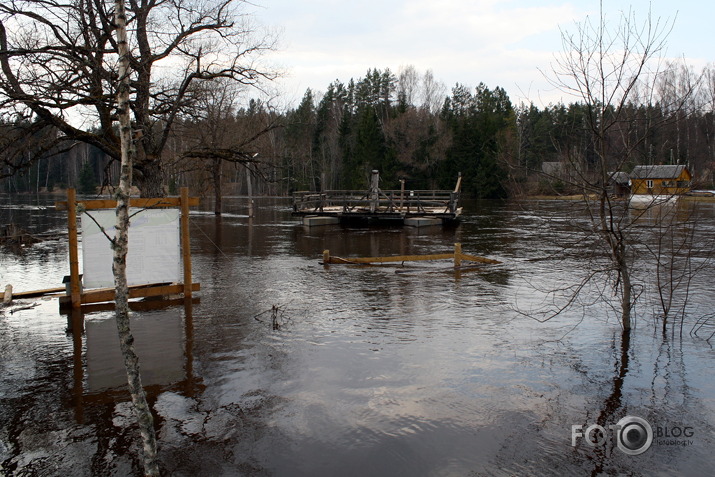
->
<box><xmin>4</xmin><ymin>63</ymin><xmax>714</xmax><ymax>200</ymax></box>
<box><xmin>1</xmin><ymin>0</ymin><xmax>713</xmax><ymax>204</ymax></box>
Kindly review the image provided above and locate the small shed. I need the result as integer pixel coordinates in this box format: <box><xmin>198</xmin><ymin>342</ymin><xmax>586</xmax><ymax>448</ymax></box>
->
<box><xmin>608</xmin><ymin>171</ymin><xmax>631</xmax><ymax>197</ymax></box>
<box><xmin>629</xmin><ymin>165</ymin><xmax>691</xmax><ymax>196</ymax></box>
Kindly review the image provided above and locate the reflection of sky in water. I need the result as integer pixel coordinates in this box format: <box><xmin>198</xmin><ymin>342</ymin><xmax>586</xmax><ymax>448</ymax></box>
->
<box><xmin>2</xmin><ymin>195</ymin><xmax>715</xmax><ymax>475</ymax></box>
<box><xmin>85</xmin><ymin>312</ymin><xmax>185</xmax><ymax>392</ymax></box>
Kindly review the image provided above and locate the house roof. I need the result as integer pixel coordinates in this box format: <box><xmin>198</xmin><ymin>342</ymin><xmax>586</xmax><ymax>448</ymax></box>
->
<box><xmin>630</xmin><ymin>165</ymin><xmax>687</xmax><ymax>180</ymax></box>
<box><xmin>608</xmin><ymin>171</ymin><xmax>630</xmax><ymax>184</ymax></box>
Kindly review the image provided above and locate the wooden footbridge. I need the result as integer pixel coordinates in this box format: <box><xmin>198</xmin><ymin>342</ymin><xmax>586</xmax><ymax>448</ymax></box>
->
<box><xmin>293</xmin><ymin>171</ymin><xmax>462</xmax><ymax>226</ymax></box>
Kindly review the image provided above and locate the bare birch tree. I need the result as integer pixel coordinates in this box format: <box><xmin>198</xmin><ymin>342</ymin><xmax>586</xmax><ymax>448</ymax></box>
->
<box><xmin>112</xmin><ymin>0</ymin><xmax>159</xmax><ymax>473</ymax></box>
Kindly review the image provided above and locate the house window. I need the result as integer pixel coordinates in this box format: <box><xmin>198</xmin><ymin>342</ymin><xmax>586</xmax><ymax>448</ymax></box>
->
<box><xmin>646</xmin><ymin>180</ymin><xmax>654</xmax><ymax>189</ymax></box>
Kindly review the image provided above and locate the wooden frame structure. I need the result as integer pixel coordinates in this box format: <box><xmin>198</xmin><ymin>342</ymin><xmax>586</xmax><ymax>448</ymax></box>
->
<box><xmin>56</xmin><ymin>187</ymin><xmax>200</xmax><ymax>310</ymax></box>
<box><xmin>292</xmin><ymin>171</ymin><xmax>463</xmax><ymax>225</ymax></box>
<box><xmin>293</xmin><ymin>189</ymin><xmax>461</xmax><ymax>217</ymax></box>
<box><xmin>321</xmin><ymin>243</ymin><xmax>501</xmax><ymax>267</ymax></box>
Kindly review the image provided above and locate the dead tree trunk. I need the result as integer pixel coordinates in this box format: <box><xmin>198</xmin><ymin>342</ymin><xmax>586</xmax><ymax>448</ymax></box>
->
<box><xmin>114</xmin><ymin>0</ymin><xmax>159</xmax><ymax>474</ymax></box>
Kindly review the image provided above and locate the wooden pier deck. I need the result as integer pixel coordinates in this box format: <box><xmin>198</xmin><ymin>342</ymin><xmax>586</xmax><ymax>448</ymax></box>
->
<box><xmin>292</xmin><ymin>171</ymin><xmax>462</xmax><ymax>226</ymax></box>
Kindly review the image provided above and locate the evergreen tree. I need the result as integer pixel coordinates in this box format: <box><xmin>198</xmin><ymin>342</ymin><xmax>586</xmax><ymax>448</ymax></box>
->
<box><xmin>78</xmin><ymin>160</ymin><xmax>96</xmax><ymax>195</ymax></box>
<box><xmin>343</xmin><ymin>108</ymin><xmax>379</xmax><ymax>188</ymax></box>
<box><xmin>440</xmin><ymin>83</ymin><xmax>513</xmax><ymax>198</ymax></box>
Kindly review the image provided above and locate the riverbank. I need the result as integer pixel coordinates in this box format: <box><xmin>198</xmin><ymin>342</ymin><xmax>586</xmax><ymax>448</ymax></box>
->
<box><xmin>528</xmin><ymin>193</ymin><xmax>715</xmax><ymax>202</ymax></box>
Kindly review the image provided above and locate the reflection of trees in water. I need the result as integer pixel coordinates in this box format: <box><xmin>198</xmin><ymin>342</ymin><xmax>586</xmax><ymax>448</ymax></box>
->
<box><xmin>586</xmin><ymin>328</ymin><xmax>708</xmax><ymax>475</ymax></box>
<box><xmin>633</xmin><ymin>201</ymin><xmax>715</xmax><ymax>337</ymax></box>
<box><xmin>589</xmin><ymin>329</ymin><xmax>631</xmax><ymax>476</ymax></box>
<box><xmin>59</xmin><ymin>298</ymin><xmax>292</xmax><ymax>474</ymax></box>
<box><xmin>597</xmin><ymin>331</ymin><xmax>631</xmax><ymax>426</ymax></box>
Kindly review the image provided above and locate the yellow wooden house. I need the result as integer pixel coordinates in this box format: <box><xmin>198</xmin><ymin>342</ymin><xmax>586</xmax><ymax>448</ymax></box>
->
<box><xmin>629</xmin><ymin>165</ymin><xmax>691</xmax><ymax>195</ymax></box>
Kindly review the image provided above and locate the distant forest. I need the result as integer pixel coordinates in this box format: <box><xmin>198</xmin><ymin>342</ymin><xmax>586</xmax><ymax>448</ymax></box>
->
<box><xmin>2</xmin><ymin>65</ymin><xmax>715</xmax><ymax>198</ymax></box>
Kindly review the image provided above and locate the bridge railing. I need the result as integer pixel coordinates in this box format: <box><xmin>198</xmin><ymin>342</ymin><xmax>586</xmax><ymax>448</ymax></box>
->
<box><xmin>293</xmin><ymin>189</ymin><xmax>460</xmax><ymax>215</ymax></box>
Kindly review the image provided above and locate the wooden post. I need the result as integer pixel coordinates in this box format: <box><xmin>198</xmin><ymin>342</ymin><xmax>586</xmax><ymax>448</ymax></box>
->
<box><xmin>246</xmin><ymin>170</ymin><xmax>254</xmax><ymax>218</ymax></box>
<box><xmin>399</xmin><ymin>179</ymin><xmax>405</xmax><ymax>212</ymax></box>
<box><xmin>453</xmin><ymin>172</ymin><xmax>463</xmax><ymax>193</ymax></box>
<box><xmin>67</xmin><ymin>189</ymin><xmax>82</xmax><ymax>309</ymax></box>
<box><xmin>371</xmin><ymin>170</ymin><xmax>379</xmax><ymax>211</ymax></box>
<box><xmin>454</xmin><ymin>243</ymin><xmax>462</xmax><ymax>268</ymax></box>
<box><xmin>451</xmin><ymin>173</ymin><xmax>462</xmax><ymax>214</ymax></box>
<box><xmin>180</xmin><ymin>187</ymin><xmax>192</xmax><ymax>298</ymax></box>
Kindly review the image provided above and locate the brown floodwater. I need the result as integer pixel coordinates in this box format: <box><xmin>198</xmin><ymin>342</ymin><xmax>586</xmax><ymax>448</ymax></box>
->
<box><xmin>1</xmin><ymin>193</ymin><xmax>715</xmax><ymax>476</ymax></box>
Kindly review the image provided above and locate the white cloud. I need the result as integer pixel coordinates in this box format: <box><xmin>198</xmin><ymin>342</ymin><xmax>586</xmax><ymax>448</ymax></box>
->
<box><xmin>255</xmin><ymin>0</ymin><xmax>714</xmax><ymax>108</ymax></box>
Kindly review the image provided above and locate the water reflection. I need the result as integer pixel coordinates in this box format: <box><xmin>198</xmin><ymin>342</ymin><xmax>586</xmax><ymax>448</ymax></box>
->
<box><xmin>68</xmin><ymin>299</ymin><xmax>202</xmax><ymax>405</ymax></box>
<box><xmin>2</xmin><ymin>195</ymin><xmax>715</xmax><ymax>475</ymax></box>
<box><xmin>585</xmin><ymin>329</ymin><xmax>632</xmax><ymax>475</ymax></box>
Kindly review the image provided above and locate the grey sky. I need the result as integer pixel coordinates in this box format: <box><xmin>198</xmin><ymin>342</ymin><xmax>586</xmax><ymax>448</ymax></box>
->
<box><xmin>253</xmin><ymin>0</ymin><xmax>713</xmax><ymax>107</ymax></box>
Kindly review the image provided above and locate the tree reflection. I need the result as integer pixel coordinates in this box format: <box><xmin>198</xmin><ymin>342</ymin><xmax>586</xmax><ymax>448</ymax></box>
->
<box><xmin>590</xmin><ymin>329</ymin><xmax>631</xmax><ymax>476</ymax></box>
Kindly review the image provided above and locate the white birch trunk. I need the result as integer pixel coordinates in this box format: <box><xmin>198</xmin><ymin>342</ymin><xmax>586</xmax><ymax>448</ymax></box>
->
<box><xmin>114</xmin><ymin>0</ymin><xmax>160</xmax><ymax>474</ymax></box>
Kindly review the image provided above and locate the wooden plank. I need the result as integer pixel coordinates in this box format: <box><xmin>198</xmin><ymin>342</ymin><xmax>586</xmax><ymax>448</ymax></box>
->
<box><xmin>327</xmin><ymin>253</ymin><xmax>455</xmax><ymax>264</ymax></box>
<box><xmin>86</xmin><ymin>283</ymin><xmax>200</xmax><ymax>303</ymax></box>
<box><xmin>12</xmin><ymin>286</ymin><xmax>67</xmax><ymax>299</ymax></box>
<box><xmin>56</xmin><ymin>196</ymin><xmax>199</xmax><ymax>210</ymax></box>
<box><xmin>459</xmin><ymin>253</ymin><xmax>502</xmax><ymax>264</ymax></box>
<box><xmin>59</xmin><ymin>283</ymin><xmax>201</xmax><ymax>305</ymax></box>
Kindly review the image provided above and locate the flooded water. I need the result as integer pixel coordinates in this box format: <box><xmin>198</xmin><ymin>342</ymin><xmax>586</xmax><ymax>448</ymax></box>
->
<box><xmin>2</xmin><ymin>193</ymin><xmax>715</xmax><ymax>476</ymax></box>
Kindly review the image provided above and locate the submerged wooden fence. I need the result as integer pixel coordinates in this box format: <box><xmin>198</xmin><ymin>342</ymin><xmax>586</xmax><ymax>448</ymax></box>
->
<box><xmin>321</xmin><ymin>243</ymin><xmax>501</xmax><ymax>268</ymax></box>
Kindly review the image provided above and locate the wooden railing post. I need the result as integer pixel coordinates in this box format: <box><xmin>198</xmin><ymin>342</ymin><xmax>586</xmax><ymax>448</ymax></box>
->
<box><xmin>67</xmin><ymin>188</ymin><xmax>82</xmax><ymax>308</ymax></box>
<box><xmin>180</xmin><ymin>187</ymin><xmax>192</xmax><ymax>298</ymax></box>
<box><xmin>246</xmin><ymin>171</ymin><xmax>254</xmax><ymax>218</ymax></box>
<box><xmin>369</xmin><ymin>170</ymin><xmax>380</xmax><ymax>213</ymax></box>
<box><xmin>399</xmin><ymin>179</ymin><xmax>405</xmax><ymax>212</ymax></box>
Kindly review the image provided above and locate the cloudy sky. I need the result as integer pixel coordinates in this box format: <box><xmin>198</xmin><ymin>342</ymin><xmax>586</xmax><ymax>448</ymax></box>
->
<box><xmin>252</xmin><ymin>0</ymin><xmax>714</xmax><ymax>107</ymax></box>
